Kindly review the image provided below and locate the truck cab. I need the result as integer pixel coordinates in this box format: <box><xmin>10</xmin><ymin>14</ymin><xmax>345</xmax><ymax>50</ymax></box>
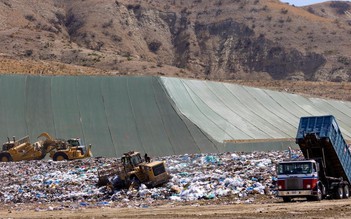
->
<box><xmin>277</xmin><ymin>160</ymin><xmax>321</xmax><ymax>202</ymax></box>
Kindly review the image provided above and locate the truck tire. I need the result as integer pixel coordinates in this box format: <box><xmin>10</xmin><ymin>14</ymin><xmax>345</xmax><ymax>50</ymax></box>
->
<box><xmin>313</xmin><ymin>187</ymin><xmax>322</xmax><ymax>201</ymax></box>
<box><xmin>336</xmin><ymin>186</ymin><xmax>344</xmax><ymax>199</ymax></box>
<box><xmin>53</xmin><ymin>152</ymin><xmax>69</xmax><ymax>161</ymax></box>
<box><xmin>283</xmin><ymin>197</ymin><xmax>291</xmax><ymax>202</ymax></box>
<box><xmin>343</xmin><ymin>185</ymin><xmax>350</xmax><ymax>199</ymax></box>
<box><xmin>0</xmin><ymin>153</ymin><xmax>13</xmax><ymax>162</ymax></box>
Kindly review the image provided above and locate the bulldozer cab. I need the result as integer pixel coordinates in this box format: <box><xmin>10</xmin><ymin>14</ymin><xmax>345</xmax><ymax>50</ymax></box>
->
<box><xmin>67</xmin><ymin>138</ymin><xmax>81</xmax><ymax>146</ymax></box>
<box><xmin>2</xmin><ymin>142</ymin><xmax>15</xmax><ymax>151</ymax></box>
<box><xmin>122</xmin><ymin>151</ymin><xmax>143</xmax><ymax>171</ymax></box>
<box><xmin>67</xmin><ymin>138</ymin><xmax>86</xmax><ymax>155</ymax></box>
<box><xmin>2</xmin><ymin>136</ymin><xmax>30</xmax><ymax>151</ymax></box>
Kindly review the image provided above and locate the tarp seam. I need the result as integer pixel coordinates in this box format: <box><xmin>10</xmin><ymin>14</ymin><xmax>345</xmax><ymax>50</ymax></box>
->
<box><xmin>50</xmin><ymin>76</ymin><xmax>57</xmax><ymax>138</ymax></box>
<box><xmin>126</xmin><ymin>77</ymin><xmax>145</xmax><ymax>153</ymax></box>
<box><xmin>159</xmin><ymin>77</ymin><xmax>218</xmax><ymax>153</ymax></box>
<box><xmin>75</xmin><ymin>76</ymin><xmax>86</xmax><ymax>144</ymax></box>
<box><xmin>180</xmin><ymin>79</ymin><xmax>249</xmax><ymax>139</ymax></box>
<box><xmin>152</xmin><ymin>77</ymin><xmax>176</xmax><ymax>155</ymax></box>
<box><xmin>236</xmin><ymin>85</ymin><xmax>296</xmax><ymax>136</ymax></box>
<box><xmin>204</xmin><ymin>81</ymin><xmax>277</xmax><ymax>138</ymax></box>
<box><xmin>24</xmin><ymin>75</ymin><xmax>29</xmax><ymax>137</ymax></box>
<box><xmin>100</xmin><ymin>77</ymin><xmax>118</xmax><ymax>157</ymax></box>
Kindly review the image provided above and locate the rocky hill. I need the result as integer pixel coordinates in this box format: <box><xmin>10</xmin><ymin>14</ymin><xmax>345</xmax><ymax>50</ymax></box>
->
<box><xmin>0</xmin><ymin>0</ymin><xmax>350</xmax><ymax>81</ymax></box>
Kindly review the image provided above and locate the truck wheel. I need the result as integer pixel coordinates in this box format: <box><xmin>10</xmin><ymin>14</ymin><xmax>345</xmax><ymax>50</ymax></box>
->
<box><xmin>336</xmin><ymin>187</ymin><xmax>344</xmax><ymax>199</ymax></box>
<box><xmin>0</xmin><ymin>153</ymin><xmax>13</xmax><ymax>162</ymax></box>
<box><xmin>314</xmin><ymin>187</ymin><xmax>322</xmax><ymax>201</ymax></box>
<box><xmin>343</xmin><ymin>185</ymin><xmax>350</xmax><ymax>199</ymax></box>
<box><xmin>283</xmin><ymin>197</ymin><xmax>291</xmax><ymax>202</ymax></box>
<box><xmin>53</xmin><ymin>152</ymin><xmax>68</xmax><ymax>161</ymax></box>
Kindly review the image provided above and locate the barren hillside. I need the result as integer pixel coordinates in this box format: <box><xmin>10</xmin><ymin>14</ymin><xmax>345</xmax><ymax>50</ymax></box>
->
<box><xmin>0</xmin><ymin>0</ymin><xmax>350</xmax><ymax>98</ymax></box>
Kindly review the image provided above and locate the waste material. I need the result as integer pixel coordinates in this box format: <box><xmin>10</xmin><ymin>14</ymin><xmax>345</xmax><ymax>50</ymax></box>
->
<box><xmin>0</xmin><ymin>150</ymin><xmax>301</xmax><ymax>208</ymax></box>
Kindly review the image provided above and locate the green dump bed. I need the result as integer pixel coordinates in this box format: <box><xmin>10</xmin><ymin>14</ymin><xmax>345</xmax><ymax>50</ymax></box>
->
<box><xmin>296</xmin><ymin>115</ymin><xmax>351</xmax><ymax>183</ymax></box>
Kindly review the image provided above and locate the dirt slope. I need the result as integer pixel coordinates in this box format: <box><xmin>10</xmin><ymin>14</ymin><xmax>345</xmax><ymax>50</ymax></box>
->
<box><xmin>0</xmin><ymin>0</ymin><xmax>350</xmax><ymax>81</ymax></box>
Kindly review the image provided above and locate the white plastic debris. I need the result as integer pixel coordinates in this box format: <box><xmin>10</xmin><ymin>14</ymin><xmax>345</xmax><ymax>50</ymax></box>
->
<box><xmin>0</xmin><ymin>150</ymin><xmax>301</xmax><ymax>207</ymax></box>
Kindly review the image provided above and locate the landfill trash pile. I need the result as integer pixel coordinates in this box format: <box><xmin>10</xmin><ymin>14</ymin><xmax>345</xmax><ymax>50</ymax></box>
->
<box><xmin>0</xmin><ymin>150</ymin><xmax>301</xmax><ymax>209</ymax></box>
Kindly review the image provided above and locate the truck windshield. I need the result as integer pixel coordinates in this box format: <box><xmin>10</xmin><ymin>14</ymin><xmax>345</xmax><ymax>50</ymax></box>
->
<box><xmin>278</xmin><ymin>162</ymin><xmax>313</xmax><ymax>174</ymax></box>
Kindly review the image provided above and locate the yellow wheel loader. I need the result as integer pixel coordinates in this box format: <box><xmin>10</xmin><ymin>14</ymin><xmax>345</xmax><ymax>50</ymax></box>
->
<box><xmin>0</xmin><ymin>133</ymin><xmax>93</xmax><ymax>162</ymax></box>
<box><xmin>97</xmin><ymin>151</ymin><xmax>171</xmax><ymax>190</ymax></box>
<box><xmin>38</xmin><ymin>132</ymin><xmax>92</xmax><ymax>161</ymax></box>
<box><xmin>0</xmin><ymin>136</ymin><xmax>46</xmax><ymax>162</ymax></box>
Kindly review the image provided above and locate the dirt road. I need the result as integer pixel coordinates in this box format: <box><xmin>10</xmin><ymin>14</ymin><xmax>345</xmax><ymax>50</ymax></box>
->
<box><xmin>1</xmin><ymin>199</ymin><xmax>351</xmax><ymax>219</ymax></box>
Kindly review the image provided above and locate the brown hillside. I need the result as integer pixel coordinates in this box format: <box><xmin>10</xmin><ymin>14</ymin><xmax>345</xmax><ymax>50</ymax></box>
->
<box><xmin>0</xmin><ymin>0</ymin><xmax>350</xmax><ymax>86</ymax></box>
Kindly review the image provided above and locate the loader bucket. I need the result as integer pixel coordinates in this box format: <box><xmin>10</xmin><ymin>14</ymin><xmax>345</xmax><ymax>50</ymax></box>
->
<box><xmin>38</xmin><ymin>132</ymin><xmax>54</xmax><ymax>141</ymax></box>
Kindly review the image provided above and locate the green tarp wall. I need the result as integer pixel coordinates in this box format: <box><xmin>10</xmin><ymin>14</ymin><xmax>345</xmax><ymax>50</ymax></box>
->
<box><xmin>2</xmin><ymin>75</ymin><xmax>350</xmax><ymax>157</ymax></box>
<box><xmin>161</xmin><ymin>77</ymin><xmax>351</xmax><ymax>142</ymax></box>
<box><xmin>0</xmin><ymin>75</ymin><xmax>219</xmax><ymax>157</ymax></box>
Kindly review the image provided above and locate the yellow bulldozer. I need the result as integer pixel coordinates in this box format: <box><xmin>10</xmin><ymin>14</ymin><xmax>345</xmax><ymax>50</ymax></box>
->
<box><xmin>0</xmin><ymin>133</ymin><xmax>92</xmax><ymax>162</ymax></box>
<box><xmin>38</xmin><ymin>132</ymin><xmax>92</xmax><ymax>161</ymax></box>
<box><xmin>97</xmin><ymin>151</ymin><xmax>171</xmax><ymax>190</ymax></box>
<box><xmin>0</xmin><ymin>136</ymin><xmax>46</xmax><ymax>162</ymax></box>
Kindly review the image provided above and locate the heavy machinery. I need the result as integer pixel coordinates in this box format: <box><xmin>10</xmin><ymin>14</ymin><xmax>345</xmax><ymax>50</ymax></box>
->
<box><xmin>0</xmin><ymin>133</ymin><xmax>92</xmax><ymax>162</ymax></box>
<box><xmin>38</xmin><ymin>132</ymin><xmax>92</xmax><ymax>161</ymax></box>
<box><xmin>97</xmin><ymin>151</ymin><xmax>171</xmax><ymax>190</ymax></box>
<box><xmin>0</xmin><ymin>136</ymin><xmax>46</xmax><ymax>162</ymax></box>
<box><xmin>277</xmin><ymin>115</ymin><xmax>351</xmax><ymax>202</ymax></box>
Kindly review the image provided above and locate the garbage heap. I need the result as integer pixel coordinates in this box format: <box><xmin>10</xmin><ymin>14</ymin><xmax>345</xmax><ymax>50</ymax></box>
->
<box><xmin>0</xmin><ymin>150</ymin><xmax>300</xmax><ymax>207</ymax></box>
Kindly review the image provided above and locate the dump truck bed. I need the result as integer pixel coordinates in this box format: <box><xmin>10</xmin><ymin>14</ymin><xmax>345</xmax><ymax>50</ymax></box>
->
<box><xmin>296</xmin><ymin>115</ymin><xmax>351</xmax><ymax>183</ymax></box>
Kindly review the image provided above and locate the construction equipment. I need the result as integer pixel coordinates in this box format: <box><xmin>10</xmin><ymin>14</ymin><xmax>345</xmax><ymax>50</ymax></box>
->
<box><xmin>97</xmin><ymin>151</ymin><xmax>171</xmax><ymax>190</ymax></box>
<box><xmin>38</xmin><ymin>132</ymin><xmax>92</xmax><ymax>161</ymax></box>
<box><xmin>0</xmin><ymin>136</ymin><xmax>46</xmax><ymax>162</ymax></box>
<box><xmin>0</xmin><ymin>133</ymin><xmax>92</xmax><ymax>162</ymax></box>
<box><xmin>277</xmin><ymin>115</ymin><xmax>351</xmax><ymax>202</ymax></box>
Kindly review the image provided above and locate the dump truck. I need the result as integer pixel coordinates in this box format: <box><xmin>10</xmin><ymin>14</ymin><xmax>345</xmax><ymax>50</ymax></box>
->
<box><xmin>277</xmin><ymin>115</ymin><xmax>351</xmax><ymax>202</ymax></box>
<box><xmin>0</xmin><ymin>136</ymin><xmax>46</xmax><ymax>162</ymax></box>
<box><xmin>97</xmin><ymin>151</ymin><xmax>171</xmax><ymax>190</ymax></box>
<box><xmin>38</xmin><ymin>132</ymin><xmax>92</xmax><ymax>161</ymax></box>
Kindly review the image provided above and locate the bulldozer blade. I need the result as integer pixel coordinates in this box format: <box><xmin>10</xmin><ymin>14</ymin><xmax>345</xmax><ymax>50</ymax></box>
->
<box><xmin>84</xmin><ymin>145</ymin><xmax>93</xmax><ymax>158</ymax></box>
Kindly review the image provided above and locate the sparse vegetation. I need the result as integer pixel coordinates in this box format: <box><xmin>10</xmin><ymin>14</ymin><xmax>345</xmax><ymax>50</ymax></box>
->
<box><xmin>280</xmin><ymin>8</ymin><xmax>288</xmax><ymax>14</ymax></box>
<box><xmin>3</xmin><ymin>0</ymin><xmax>11</xmax><ymax>8</ymax></box>
<box><xmin>111</xmin><ymin>34</ymin><xmax>122</xmax><ymax>42</ymax></box>
<box><xmin>65</xmin><ymin>10</ymin><xmax>84</xmax><ymax>36</ymax></box>
<box><xmin>102</xmin><ymin>19</ymin><xmax>113</xmax><ymax>29</ymax></box>
<box><xmin>54</xmin><ymin>12</ymin><xmax>66</xmax><ymax>25</ymax></box>
<box><xmin>337</xmin><ymin>56</ymin><xmax>350</xmax><ymax>65</ymax></box>
<box><xmin>24</xmin><ymin>14</ymin><xmax>36</xmax><ymax>22</ymax></box>
<box><xmin>296</xmin><ymin>26</ymin><xmax>303</xmax><ymax>32</ymax></box>
<box><xmin>25</xmin><ymin>50</ymin><xmax>33</xmax><ymax>57</ymax></box>
<box><xmin>307</xmin><ymin>7</ymin><xmax>315</xmax><ymax>14</ymax></box>
<box><xmin>330</xmin><ymin>2</ymin><xmax>350</xmax><ymax>14</ymax></box>
<box><xmin>148</xmin><ymin>41</ymin><xmax>162</xmax><ymax>53</ymax></box>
